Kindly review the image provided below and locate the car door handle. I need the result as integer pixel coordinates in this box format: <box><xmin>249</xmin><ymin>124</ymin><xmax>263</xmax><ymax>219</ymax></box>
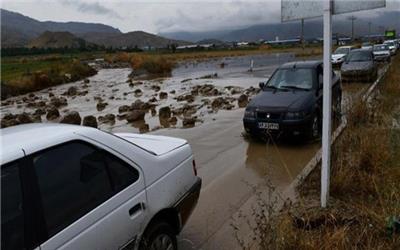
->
<box><xmin>129</xmin><ymin>203</ymin><xmax>145</xmax><ymax>216</ymax></box>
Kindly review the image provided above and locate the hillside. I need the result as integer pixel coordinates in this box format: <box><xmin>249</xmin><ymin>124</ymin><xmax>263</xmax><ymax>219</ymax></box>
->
<box><xmin>81</xmin><ymin>31</ymin><xmax>190</xmax><ymax>49</ymax></box>
<box><xmin>28</xmin><ymin>31</ymin><xmax>89</xmax><ymax>49</ymax></box>
<box><xmin>1</xmin><ymin>8</ymin><xmax>121</xmax><ymax>47</ymax></box>
<box><xmin>161</xmin><ymin>10</ymin><xmax>400</xmax><ymax>42</ymax></box>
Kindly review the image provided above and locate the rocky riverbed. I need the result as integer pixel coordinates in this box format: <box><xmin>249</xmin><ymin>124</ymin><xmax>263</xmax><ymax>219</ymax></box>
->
<box><xmin>0</xmin><ymin>53</ymin><xmax>295</xmax><ymax>132</ymax></box>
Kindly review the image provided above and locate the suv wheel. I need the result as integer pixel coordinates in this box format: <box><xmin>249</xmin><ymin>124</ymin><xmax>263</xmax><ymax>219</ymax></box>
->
<box><xmin>140</xmin><ymin>222</ymin><xmax>177</xmax><ymax>250</ymax></box>
<box><xmin>308</xmin><ymin>113</ymin><xmax>320</xmax><ymax>140</ymax></box>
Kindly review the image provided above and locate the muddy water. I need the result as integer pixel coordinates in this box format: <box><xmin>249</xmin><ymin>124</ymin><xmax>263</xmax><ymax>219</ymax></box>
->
<box><xmin>1</xmin><ymin>52</ymin><xmax>379</xmax><ymax>250</ymax></box>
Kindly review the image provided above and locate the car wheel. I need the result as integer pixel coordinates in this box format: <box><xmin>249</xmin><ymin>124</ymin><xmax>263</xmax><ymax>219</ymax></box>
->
<box><xmin>140</xmin><ymin>222</ymin><xmax>177</xmax><ymax>250</ymax></box>
<box><xmin>308</xmin><ymin>113</ymin><xmax>320</xmax><ymax>140</ymax></box>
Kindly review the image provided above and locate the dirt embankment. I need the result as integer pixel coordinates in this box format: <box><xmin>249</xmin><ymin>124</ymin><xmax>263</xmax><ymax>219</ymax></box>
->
<box><xmin>241</xmin><ymin>55</ymin><xmax>400</xmax><ymax>250</ymax></box>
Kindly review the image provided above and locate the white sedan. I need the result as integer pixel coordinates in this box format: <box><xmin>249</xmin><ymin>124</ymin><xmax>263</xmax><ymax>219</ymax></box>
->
<box><xmin>1</xmin><ymin>123</ymin><xmax>201</xmax><ymax>250</ymax></box>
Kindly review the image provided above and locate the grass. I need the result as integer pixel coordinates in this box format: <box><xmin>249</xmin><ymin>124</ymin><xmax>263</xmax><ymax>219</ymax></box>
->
<box><xmin>237</xmin><ymin>54</ymin><xmax>400</xmax><ymax>250</ymax></box>
<box><xmin>1</xmin><ymin>55</ymin><xmax>97</xmax><ymax>99</ymax></box>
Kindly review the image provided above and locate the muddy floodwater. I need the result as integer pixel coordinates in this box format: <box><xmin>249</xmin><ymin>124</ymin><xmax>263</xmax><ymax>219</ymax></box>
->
<box><xmin>0</xmin><ymin>52</ymin><xmax>381</xmax><ymax>250</ymax></box>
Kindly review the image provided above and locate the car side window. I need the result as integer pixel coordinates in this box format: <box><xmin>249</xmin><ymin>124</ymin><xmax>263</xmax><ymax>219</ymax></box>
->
<box><xmin>1</xmin><ymin>162</ymin><xmax>25</xmax><ymax>250</ymax></box>
<box><xmin>102</xmin><ymin>150</ymin><xmax>139</xmax><ymax>193</ymax></box>
<box><xmin>33</xmin><ymin>141</ymin><xmax>114</xmax><ymax>238</ymax></box>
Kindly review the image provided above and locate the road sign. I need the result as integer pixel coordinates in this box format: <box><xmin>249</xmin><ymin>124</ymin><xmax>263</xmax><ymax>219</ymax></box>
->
<box><xmin>281</xmin><ymin>0</ymin><xmax>386</xmax><ymax>208</ymax></box>
<box><xmin>282</xmin><ymin>0</ymin><xmax>386</xmax><ymax>22</ymax></box>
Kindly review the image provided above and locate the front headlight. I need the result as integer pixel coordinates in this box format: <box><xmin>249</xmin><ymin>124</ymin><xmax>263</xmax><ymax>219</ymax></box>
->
<box><xmin>244</xmin><ymin>109</ymin><xmax>256</xmax><ymax>118</ymax></box>
<box><xmin>285</xmin><ymin>111</ymin><xmax>306</xmax><ymax>120</ymax></box>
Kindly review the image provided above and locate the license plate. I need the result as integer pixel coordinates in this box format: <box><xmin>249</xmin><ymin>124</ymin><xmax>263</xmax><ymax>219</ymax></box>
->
<box><xmin>258</xmin><ymin>122</ymin><xmax>279</xmax><ymax>130</ymax></box>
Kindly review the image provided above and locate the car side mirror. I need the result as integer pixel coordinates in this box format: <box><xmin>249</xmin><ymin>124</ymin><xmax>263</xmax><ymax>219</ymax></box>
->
<box><xmin>259</xmin><ymin>82</ymin><xmax>265</xmax><ymax>89</ymax></box>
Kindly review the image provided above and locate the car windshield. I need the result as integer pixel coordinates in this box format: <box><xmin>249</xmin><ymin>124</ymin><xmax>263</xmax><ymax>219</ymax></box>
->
<box><xmin>334</xmin><ymin>48</ymin><xmax>349</xmax><ymax>54</ymax></box>
<box><xmin>384</xmin><ymin>41</ymin><xmax>394</xmax><ymax>46</ymax></box>
<box><xmin>266</xmin><ymin>68</ymin><xmax>313</xmax><ymax>90</ymax></box>
<box><xmin>346</xmin><ymin>51</ymin><xmax>372</xmax><ymax>62</ymax></box>
<box><xmin>373</xmin><ymin>45</ymin><xmax>389</xmax><ymax>51</ymax></box>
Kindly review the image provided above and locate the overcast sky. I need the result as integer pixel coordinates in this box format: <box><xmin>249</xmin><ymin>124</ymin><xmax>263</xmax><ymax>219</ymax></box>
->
<box><xmin>2</xmin><ymin>0</ymin><xmax>399</xmax><ymax>33</ymax></box>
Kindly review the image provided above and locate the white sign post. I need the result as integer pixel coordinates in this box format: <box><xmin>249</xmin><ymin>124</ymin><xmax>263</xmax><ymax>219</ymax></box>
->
<box><xmin>281</xmin><ymin>0</ymin><xmax>386</xmax><ymax>208</ymax></box>
<box><xmin>321</xmin><ymin>0</ymin><xmax>332</xmax><ymax>208</ymax></box>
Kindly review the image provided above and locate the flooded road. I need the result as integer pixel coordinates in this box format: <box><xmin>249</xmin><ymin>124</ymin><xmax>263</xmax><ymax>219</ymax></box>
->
<box><xmin>0</xmin><ymin>52</ymin><xmax>382</xmax><ymax>250</ymax></box>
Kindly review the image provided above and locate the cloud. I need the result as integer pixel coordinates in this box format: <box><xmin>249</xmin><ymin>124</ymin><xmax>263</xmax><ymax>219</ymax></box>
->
<box><xmin>60</xmin><ymin>0</ymin><xmax>122</xmax><ymax>20</ymax></box>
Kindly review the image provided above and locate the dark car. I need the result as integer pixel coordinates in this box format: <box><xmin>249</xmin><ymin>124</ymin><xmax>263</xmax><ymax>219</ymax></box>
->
<box><xmin>341</xmin><ymin>49</ymin><xmax>378</xmax><ymax>82</ymax></box>
<box><xmin>243</xmin><ymin>61</ymin><xmax>342</xmax><ymax>140</ymax></box>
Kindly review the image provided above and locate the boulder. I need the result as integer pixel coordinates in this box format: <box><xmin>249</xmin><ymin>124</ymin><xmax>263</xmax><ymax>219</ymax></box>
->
<box><xmin>237</xmin><ymin>94</ymin><xmax>249</xmax><ymax>108</ymax></box>
<box><xmin>168</xmin><ymin>116</ymin><xmax>178</xmax><ymax>125</ymax></box>
<box><xmin>98</xmin><ymin>114</ymin><xmax>116</xmax><ymax>124</ymax></box>
<box><xmin>16</xmin><ymin>112</ymin><xmax>33</xmax><ymax>124</ymax></box>
<box><xmin>159</xmin><ymin>106</ymin><xmax>171</xmax><ymax>119</ymax></box>
<box><xmin>60</xmin><ymin>111</ymin><xmax>81</xmax><ymax>125</ymax></box>
<box><xmin>183</xmin><ymin>117</ymin><xmax>196</xmax><ymax>128</ymax></box>
<box><xmin>126</xmin><ymin>110</ymin><xmax>146</xmax><ymax>122</ymax></box>
<box><xmin>134</xmin><ymin>89</ymin><xmax>143</xmax><ymax>97</ymax></box>
<box><xmin>159</xmin><ymin>92</ymin><xmax>168</xmax><ymax>99</ymax></box>
<box><xmin>82</xmin><ymin>115</ymin><xmax>98</xmax><ymax>128</ymax></box>
<box><xmin>50</xmin><ymin>97</ymin><xmax>68</xmax><ymax>108</ymax></box>
<box><xmin>139</xmin><ymin>124</ymin><xmax>150</xmax><ymax>133</ymax></box>
<box><xmin>64</xmin><ymin>86</ymin><xmax>78</xmax><ymax>96</ymax></box>
<box><xmin>84</xmin><ymin>79</ymin><xmax>90</xmax><ymax>83</ymax></box>
<box><xmin>176</xmin><ymin>94</ymin><xmax>194</xmax><ymax>103</ymax></box>
<box><xmin>118</xmin><ymin>105</ymin><xmax>130</xmax><ymax>113</ymax></box>
<box><xmin>34</xmin><ymin>108</ymin><xmax>46</xmax><ymax>116</ymax></box>
<box><xmin>46</xmin><ymin>107</ymin><xmax>60</xmax><ymax>120</ymax></box>
<box><xmin>96</xmin><ymin>102</ymin><xmax>108</xmax><ymax>111</ymax></box>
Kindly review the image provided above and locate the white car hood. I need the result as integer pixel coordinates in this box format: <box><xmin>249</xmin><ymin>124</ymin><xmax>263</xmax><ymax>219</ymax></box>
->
<box><xmin>115</xmin><ymin>133</ymin><xmax>187</xmax><ymax>156</ymax></box>
<box><xmin>332</xmin><ymin>54</ymin><xmax>346</xmax><ymax>60</ymax></box>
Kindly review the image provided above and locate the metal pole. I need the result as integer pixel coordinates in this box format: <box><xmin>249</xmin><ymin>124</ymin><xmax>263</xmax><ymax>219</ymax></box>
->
<box><xmin>321</xmin><ymin>0</ymin><xmax>332</xmax><ymax>208</ymax></box>
<box><xmin>301</xmin><ymin>19</ymin><xmax>305</xmax><ymax>51</ymax></box>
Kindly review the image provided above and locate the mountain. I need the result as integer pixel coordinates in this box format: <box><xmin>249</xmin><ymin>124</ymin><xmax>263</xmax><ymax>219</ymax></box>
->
<box><xmin>1</xmin><ymin>9</ymin><xmax>189</xmax><ymax>49</ymax></box>
<box><xmin>80</xmin><ymin>31</ymin><xmax>190</xmax><ymax>49</ymax></box>
<box><xmin>28</xmin><ymin>31</ymin><xmax>89</xmax><ymax>49</ymax></box>
<box><xmin>1</xmin><ymin>8</ymin><xmax>121</xmax><ymax>47</ymax></box>
<box><xmin>161</xmin><ymin>10</ymin><xmax>400</xmax><ymax>42</ymax></box>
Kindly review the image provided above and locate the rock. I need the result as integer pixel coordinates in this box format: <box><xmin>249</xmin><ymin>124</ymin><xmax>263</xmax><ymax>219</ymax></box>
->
<box><xmin>159</xmin><ymin>92</ymin><xmax>168</xmax><ymax>99</ymax></box>
<box><xmin>84</xmin><ymin>79</ymin><xmax>90</xmax><ymax>83</ymax></box>
<box><xmin>211</xmin><ymin>97</ymin><xmax>225</xmax><ymax>109</ymax></box>
<box><xmin>98</xmin><ymin>114</ymin><xmax>116</xmax><ymax>124</ymax></box>
<box><xmin>151</xmin><ymin>85</ymin><xmax>161</xmax><ymax>92</ymax></box>
<box><xmin>28</xmin><ymin>93</ymin><xmax>35</xmax><ymax>98</ymax></box>
<box><xmin>60</xmin><ymin>111</ymin><xmax>81</xmax><ymax>125</ymax></box>
<box><xmin>181</xmin><ymin>78</ymin><xmax>192</xmax><ymax>83</ymax></box>
<box><xmin>16</xmin><ymin>113</ymin><xmax>33</xmax><ymax>124</ymax></box>
<box><xmin>149</xmin><ymin>97</ymin><xmax>158</xmax><ymax>102</ymax></box>
<box><xmin>118</xmin><ymin>105</ymin><xmax>130</xmax><ymax>113</ymax></box>
<box><xmin>151</xmin><ymin>108</ymin><xmax>157</xmax><ymax>116</ymax></box>
<box><xmin>50</xmin><ymin>97</ymin><xmax>68</xmax><ymax>108</ymax></box>
<box><xmin>1</xmin><ymin>116</ymin><xmax>18</xmax><ymax>128</ymax></box>
<box><xmin>131</xmin><ymin>100</ymin><xmax>149</xmax><ymax>111</ymax></box>
<box><xmin>49</xmin><ymin>92</ymin><xmax>54</xmax><ymax>97</ymax></box>
<box><xmin>139</xmin><ymin>124</ymin><xmax>150</xmax><ymax>133</ymax></box>
<box><xmin>96</xmin><ymin>102</ymin><xmax>108</xmax><ymax>111</ymax></box>
<box><xmin>34</xmin><ymin>108</ymin><xmax>46</xmax><ymax>116</ymax></box>
<box><xmin>168</xmin><ymin>116</ymin><xmax>178</xmax><ymax>125</ymax></box>
<box><xmin>176</xmin><ymin>94</ymin><xmax>195</xmax><ymax>103</ymax></box>
<box><xmin>82</xmin><ymin>116</ymin><xmax>98</xmax><ymax>128</ymax></box>
<box><xmin>183</xmin><ymin>117</ymin><xmax>196</xmax><ymax>128</ymax></box>
<box><xmin>134</xmin><ymin>89</ymin><xmax>143</xmax><ymax>97</ymax></box>
<box><xmin>170</xmin><ymin>90</ymin><xmax>176</xmax><ymax>94</ymax></box>
<box><xmin>238</xmin><ymin>94</ymin><xmax>249</xmax><ymax>108</ymax></box>
<box><xmin>46</xmin><ymin>107</ymin><xmax>60</xmax><ymax>120</ymax></box>
<box><xmin>159</xmin><ymin>106</ymin><xmax>171</xmax><ymax>119</ymax></box>
<box><xmin>64</xmin><ymin>86</ymin><xmax>78</xmax><ymax>96</ymax></box>
<box><xmin>126</xmin><ymin>110</ymin><xmax>146</xmax><ymax>122</ymax></box>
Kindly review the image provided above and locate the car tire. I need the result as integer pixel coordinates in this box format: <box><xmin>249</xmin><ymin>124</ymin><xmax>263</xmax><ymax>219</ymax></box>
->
<box><xmin>308</xmin><ymin>113</ymin><xmax>321</xmax><ymax>141</ymax></box>
<box><xmin>139</xmin><ymin>222</ymin><xmax>177</xmax><ymax>250</ymax></box>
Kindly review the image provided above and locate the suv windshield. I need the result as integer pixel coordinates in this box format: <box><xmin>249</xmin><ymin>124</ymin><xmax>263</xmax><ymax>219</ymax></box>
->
<box><xmin>346</xmin><ymin>51</ymin><xmax>372</xmax><ymax>62</ymax></box>
<box><xmin>266</xmin><ymin>68</ymin><xmax>313</xmax><ymax>90</ymax></box>
<box><xmin>373</xmin><ymin>45</ymin><xmax>389</xmax><ymax>51</ymax></box>
<box><xmin>334</xmin><ymin>48</ymin><xmax>349</xmax><ymax>54</ymax></box>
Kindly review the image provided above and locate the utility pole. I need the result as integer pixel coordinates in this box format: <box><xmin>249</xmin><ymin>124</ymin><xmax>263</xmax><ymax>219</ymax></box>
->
<box><xmin>368</xmin><ymin>22</ymin><xmax>372</xmax><ymax>42</ymax></box>
<box><xmin>301</xmin><ymin>18</ymin><xmax>305</xmax><ymax>50</ymax></box>
<box><xmin>348</xmin><ymin>15</ymin><xmax>357</xmax><ymax>41</ymax></box>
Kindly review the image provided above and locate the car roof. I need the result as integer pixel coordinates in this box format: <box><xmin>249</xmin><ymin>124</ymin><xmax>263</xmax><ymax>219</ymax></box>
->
<box><xmin>279</xmin><ymin>60</ymin><xmax>321</xmax><ymax>69</ymax></box>
<box><xmin>349</xmin><ymin>48</ymin><xmax>372</xmax><ymax>53</ymax></box>
<box><xmin>0</xmin><ymin>123</ymin><xmax>96</xmax><ymax>164</ymax></box>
